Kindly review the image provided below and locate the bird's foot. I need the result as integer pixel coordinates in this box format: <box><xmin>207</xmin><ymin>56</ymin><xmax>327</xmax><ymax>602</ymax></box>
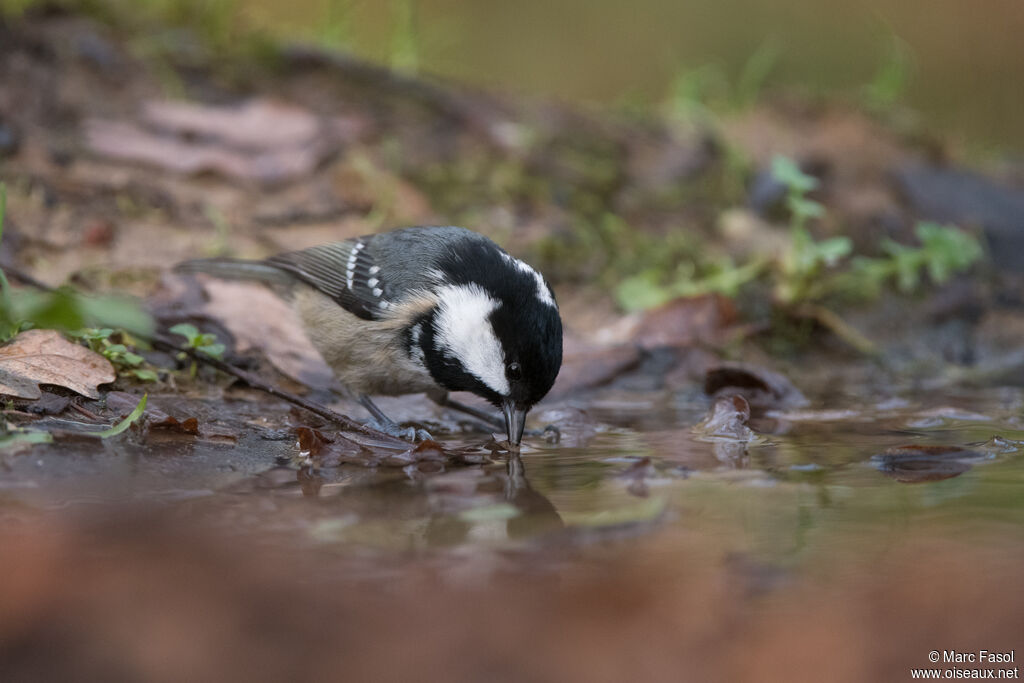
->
<box><xmin>366</xmin><ymin>418</ymin><xmax>432</xmax><ymax>443</ymax></box>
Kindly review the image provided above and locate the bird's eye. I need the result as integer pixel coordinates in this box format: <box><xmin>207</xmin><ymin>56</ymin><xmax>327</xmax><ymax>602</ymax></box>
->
<box><xmin>506</xmin><ymin>362</ymin><xmax>522</xmax><ymax>381</ymax></box>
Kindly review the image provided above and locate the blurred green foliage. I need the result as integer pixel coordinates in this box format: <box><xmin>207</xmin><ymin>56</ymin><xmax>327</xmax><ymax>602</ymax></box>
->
<box><xmin>665</xmin><ymin>37</ymin><xmax>781</xmax><ymax>124</ymax></box>
<box><xmin>615</xmin><ymin>156</ymin><xmax>984</xmax><ymax>322</ymax></box>
<box><xmin>70</xmin><ymin>328</ymin><xmax>159</xmax><ymax>382</ymax></box>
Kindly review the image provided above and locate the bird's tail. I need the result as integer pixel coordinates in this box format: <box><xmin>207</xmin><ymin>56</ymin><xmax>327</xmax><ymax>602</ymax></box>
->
<box><xmin>173</xmin><ymin>258</ymin><xmax>294</xmax><ymax>286</ymax></box>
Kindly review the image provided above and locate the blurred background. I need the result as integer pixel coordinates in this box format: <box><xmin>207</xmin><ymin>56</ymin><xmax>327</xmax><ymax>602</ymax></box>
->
<box><xmin>238</xmin><ymin>0</ymin><xmax>1024</xmax><ymax>153</ymax></box>
<box><xmin>2</xmin><ymin>1</ymin><xmax>1024</xmax><ymax>681</ymax></box>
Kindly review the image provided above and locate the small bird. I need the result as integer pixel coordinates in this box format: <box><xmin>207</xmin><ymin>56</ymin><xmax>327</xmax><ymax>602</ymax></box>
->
<box><xmin>176</xmin><ymin>226</ymin><xmax>563</xmax><ymax>446</ymax></box>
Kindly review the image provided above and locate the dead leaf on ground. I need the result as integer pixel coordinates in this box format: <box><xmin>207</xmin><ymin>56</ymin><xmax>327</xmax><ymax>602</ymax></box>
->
<box><xmin>0</xmin><ymin>329</ymin><xmax>115</xmax><ymax>400</ymax></box>
<box><xmin>704</xmin><ymin>362</ymin><xmax>807</xmax><ymax>412</ymax></box>
<box><xmin>871</xmin><ymin>444</ymin><xmax>987</xmax><ymax>484</ymax></box>
<box><xmin>105</xmin><ymin>391</ymin><xmax>237</xmax><ymax>443</ymax></box>
<box><xmin>549</xmin><ymin>340</ymin><xmax>642</xmax><ymax>398</ymax></box>
<box><xmin>693</xmin><ymin>394</ymin><xmax>756</xmax><ymax>442</ymax></box>
<box><xmin>631</xmin><ymin>294</ymin><xmax>738</xmax><ymax>350</ymax></box>
<box><xmin>83</xmin><ymin>99</ymin><xmax>359</xmax><ymax>186</ymax></box>
<box><xmin>198</xmin><ymin>279</ymin><xmax>336</xmax><ymax>390</ymax></box>
<box><xmin>143</xmin><ymin>99</ymin><xmax>321</xmax><ymax>150</ymax></box>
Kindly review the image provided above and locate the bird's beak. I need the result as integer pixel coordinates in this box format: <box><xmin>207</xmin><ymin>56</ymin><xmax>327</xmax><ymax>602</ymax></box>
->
<box><xmin>502</xmin><ymin>400</ymin><xmax>528</xmax><ymax>447</ymax></box>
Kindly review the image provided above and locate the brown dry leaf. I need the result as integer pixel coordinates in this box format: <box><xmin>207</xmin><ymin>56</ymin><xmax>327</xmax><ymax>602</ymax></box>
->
<box><xmin>871</xmin><ymin>445</ymin><xmax>981</xmax><ymax>484</ymax></box>
<box><xmin>142</xmin><ymin>99</ymin><xmax>321</xmax><ymax>151</ymax></box>
<box><xmin>632</xmin><ymin>294</ymin><xmax>738</xmax><ymax>350</ymax></box>
<box><xmin>198</xmin><ymin>279</ymin><xmax>336</xmax><ymax>390</ymax></box>
<box><xmin>704</xmin><ymin>362</ymin><xmax>808</xmax><ymax>412</ymax></box>
<box><xmin>0</xmin><ymin>329</ymin><xmax>115</xmax><ymax>400</ymax></box>
<box><xmin>84</xmin><ymin>119</ymin><xmax>333</xmax><ymax>186</ymax></box>
<box><xmin>82</xmin><ymin>99</ymin><xmax>352</xmax><ymax>187</ymax></box>
<box><xmin>693</xmin><ymin>394</ymin><xmax>756</xmax><ymax>441</ymax></box>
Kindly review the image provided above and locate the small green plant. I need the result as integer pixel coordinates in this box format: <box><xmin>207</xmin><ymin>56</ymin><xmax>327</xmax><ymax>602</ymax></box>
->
<box><xmin>610</xmin><ymin>153</ymin><xmax>984</xmax><ymax>355</ymax></box>
<box><xmin>70</xmin><ymin>328</ymin><xmax>159</xmax><ymax>382</ymax></box>
<box><xmin>95</xmin><ymin>393</ymin><xmax>148</xmax><ymax>438</ymax></box>
<box><xmin>771</xmin><ymin>156</ymin><xmax>852</xmax><ymax>305</ymax></box>
<box><xmin>169</xmin><ymin>323</ymin><xmax>225</xmax><ymax>378</ymax></box>
<box><xmin>616</xmin><ymin>258</ymin><xmax>765</xmax><ymax>312</ymax></box>
<box><xmin>838</xmin><ymin>222</ymin><xmax>984</xmax><ymax>300</ymax></box>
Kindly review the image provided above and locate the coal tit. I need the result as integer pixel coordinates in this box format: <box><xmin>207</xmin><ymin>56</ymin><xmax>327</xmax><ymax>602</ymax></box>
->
<box><xmin>176</xmin><ymin>226</ymin><xmax>563</xmax><ymax>446</ymax></box>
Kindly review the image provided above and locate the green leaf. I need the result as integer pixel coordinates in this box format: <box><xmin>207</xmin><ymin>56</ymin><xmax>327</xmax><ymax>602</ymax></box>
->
<box><xmin>120</xmin><ymin>351</ymin><xmax>145</xmax><ymax>366</ymax></box>
<box><xmin>615</xmin><ymin>271</ymin><xmax>673</xmax><ymax>312</ymax></box>
<box><xmin>197</xmin><ymin>342</ymin><xmax>225</xmax><ymax>359</ymax></box>
<box><xmin>70</xmin><ymin>328</ymin><xmax>115</xmax><ymax>342</ymax></box>
<box><xmin>96</xmin><ymin>393</ymin><xmax>147</xmax><ymax>439</ymax></box>
<box><xmin>130</xmin><ymin>369</ymin><xmax>159</xmax><ymax>382</ymax></box>
<box><xmin>771</xmin><ymin>156</ymin><xmax>818</xmax><ymax>193</ymax></box>
<box><xmin>169</xmin><ymin>323</ymin><xmax>200</xmax><ymax>344</ymax></box>
<box><xmin>787</xmin><ymin>196</ymin><xmax>825</xmax><ymax>220</ymax></box>
<box><xmin>814</xmin><ymin>237</ymin><xmax>853</xmax><ymax>265</ymax></box>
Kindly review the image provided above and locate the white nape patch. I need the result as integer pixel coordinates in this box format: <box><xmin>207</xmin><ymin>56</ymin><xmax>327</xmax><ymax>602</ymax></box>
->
<box><xmin>345</xmin><ymin>241</ymin><xmax>365</xmax><ymax>290</ymax></box>
<box><xmin>502</xmin><ymin>253</ymin><xmax>556</xmax><ymax>308</ymax></box>
<box><xmin>434</xmin><ymin>283</ymin><xmax>509</xmax><ymax>396</ymax></box>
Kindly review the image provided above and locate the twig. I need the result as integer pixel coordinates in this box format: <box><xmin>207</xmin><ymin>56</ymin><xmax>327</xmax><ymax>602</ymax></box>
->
<box><xmin>149</xmin><ymin>334</ymin><xmax>395</xmax><ymax>440</ymax></box>
<box><xmin>3</xmin><ymin>265</ymin><xmax>52</xmax><ymax>292</ymax></box>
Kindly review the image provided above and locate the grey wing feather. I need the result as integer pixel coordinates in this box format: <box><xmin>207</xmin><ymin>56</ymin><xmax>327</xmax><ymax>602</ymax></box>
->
<box><xmin>266</xmin><ymin>238</ymin><xmax>385</xmax><ymax>320</ymax></box>
<box><xmin>264</xmin><ymin>226</ymin><xmax>490</xmax><ymax>320</ymax></box>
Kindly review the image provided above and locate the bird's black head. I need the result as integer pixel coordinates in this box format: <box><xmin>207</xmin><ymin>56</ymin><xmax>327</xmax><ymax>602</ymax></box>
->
<box><xmin>413</xmin><ymin>239</ymin><xmax>562</xmax><ymax>444</ymax></box>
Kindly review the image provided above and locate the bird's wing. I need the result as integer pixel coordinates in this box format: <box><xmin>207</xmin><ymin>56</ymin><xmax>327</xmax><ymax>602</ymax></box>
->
<box><xmin>265</xmin><ymin>236</ymin><xmax>395</xmax><ymax>320</ymax></box>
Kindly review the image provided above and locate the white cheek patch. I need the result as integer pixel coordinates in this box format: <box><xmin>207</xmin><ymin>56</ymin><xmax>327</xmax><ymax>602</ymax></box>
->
<box><xmin>434</xmin><ymin>283</ymin><xmax>509</xmax><ymax>396</ymax></box>
<box><xmin>502</xmin><ymin>253</ymin><xmax>556</xmax><ymax>308</ymax></box>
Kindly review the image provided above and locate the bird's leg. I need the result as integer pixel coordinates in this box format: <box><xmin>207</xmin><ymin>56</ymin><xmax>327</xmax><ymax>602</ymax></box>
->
<box><xmin>429</xmin><ymin>392</ymin><xmax>504</xmax><ymax>430</ymax></box>
<box><xmin>359</xmin><ymin>394</ymin><xmax>432</xmax><ymax>442</ymax></box>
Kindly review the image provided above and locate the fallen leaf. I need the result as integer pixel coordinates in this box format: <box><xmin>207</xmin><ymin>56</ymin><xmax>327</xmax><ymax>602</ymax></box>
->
<box><xmin>104</xmin><ymin>391</ymin><xmax>233</xmax><ymax>442</ymax></box>
<box><xmin>20</xmin><ymin>391</ymin><xmax>71</xmax><ymax>416</ymax></box>
<box><xmin>704</xmin><ymin>362</ymin><xmax>807</xmax><ymax>412</ymax></box>
<box><xmin>198</xmin><ymin>279</ymin><xmax>336</xmax><ymax>390</ymax></box>
<box><xmin>693</xmin><ymin>394</ymin><xmax>757</xmax><ymax>441</ymax></box>
<box><xmin>549</xmin><ymin>342</ymin><xmax>642</xmax><ymax>398</ymax></box>
<box><xmin>871</xmin><ymin>445</ymin><xmax>986</xmax><ymax>484</ymax></box>
<box><xmin>0</xmin><ymin>329</ymin><xmax>115</xmax><ymax>399</ymax></box>
<box><xmin>142</xmin><ymin>99</ymin><xmax>321</xmax><ymax>151</ymax></box>
<box><xmin>84</xmin><ymin>119</ymin><xmax>333</xmax><ymax>186</ymax></box>
<box><xmin>82</xmin><ymin>98</ymin><xmax>353</xmax><ymax>187</ymax></box>
<box><xmin>631</xmin><ymin>294</ymin><xmax>738</xmax><ymax>350</ymax></box>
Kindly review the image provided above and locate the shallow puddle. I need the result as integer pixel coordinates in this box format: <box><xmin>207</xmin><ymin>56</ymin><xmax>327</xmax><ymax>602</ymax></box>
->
<box><xmin>5</xmin><ymin>383</ymin><xmax>1022</xmax><ymax>569</ymax></box>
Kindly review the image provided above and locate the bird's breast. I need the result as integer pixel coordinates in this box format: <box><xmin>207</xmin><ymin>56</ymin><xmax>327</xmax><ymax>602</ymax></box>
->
<box><xmin>292</xmin><ymin>285</ymin><xmax>437</xmax><ymax>396</ymax></box>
